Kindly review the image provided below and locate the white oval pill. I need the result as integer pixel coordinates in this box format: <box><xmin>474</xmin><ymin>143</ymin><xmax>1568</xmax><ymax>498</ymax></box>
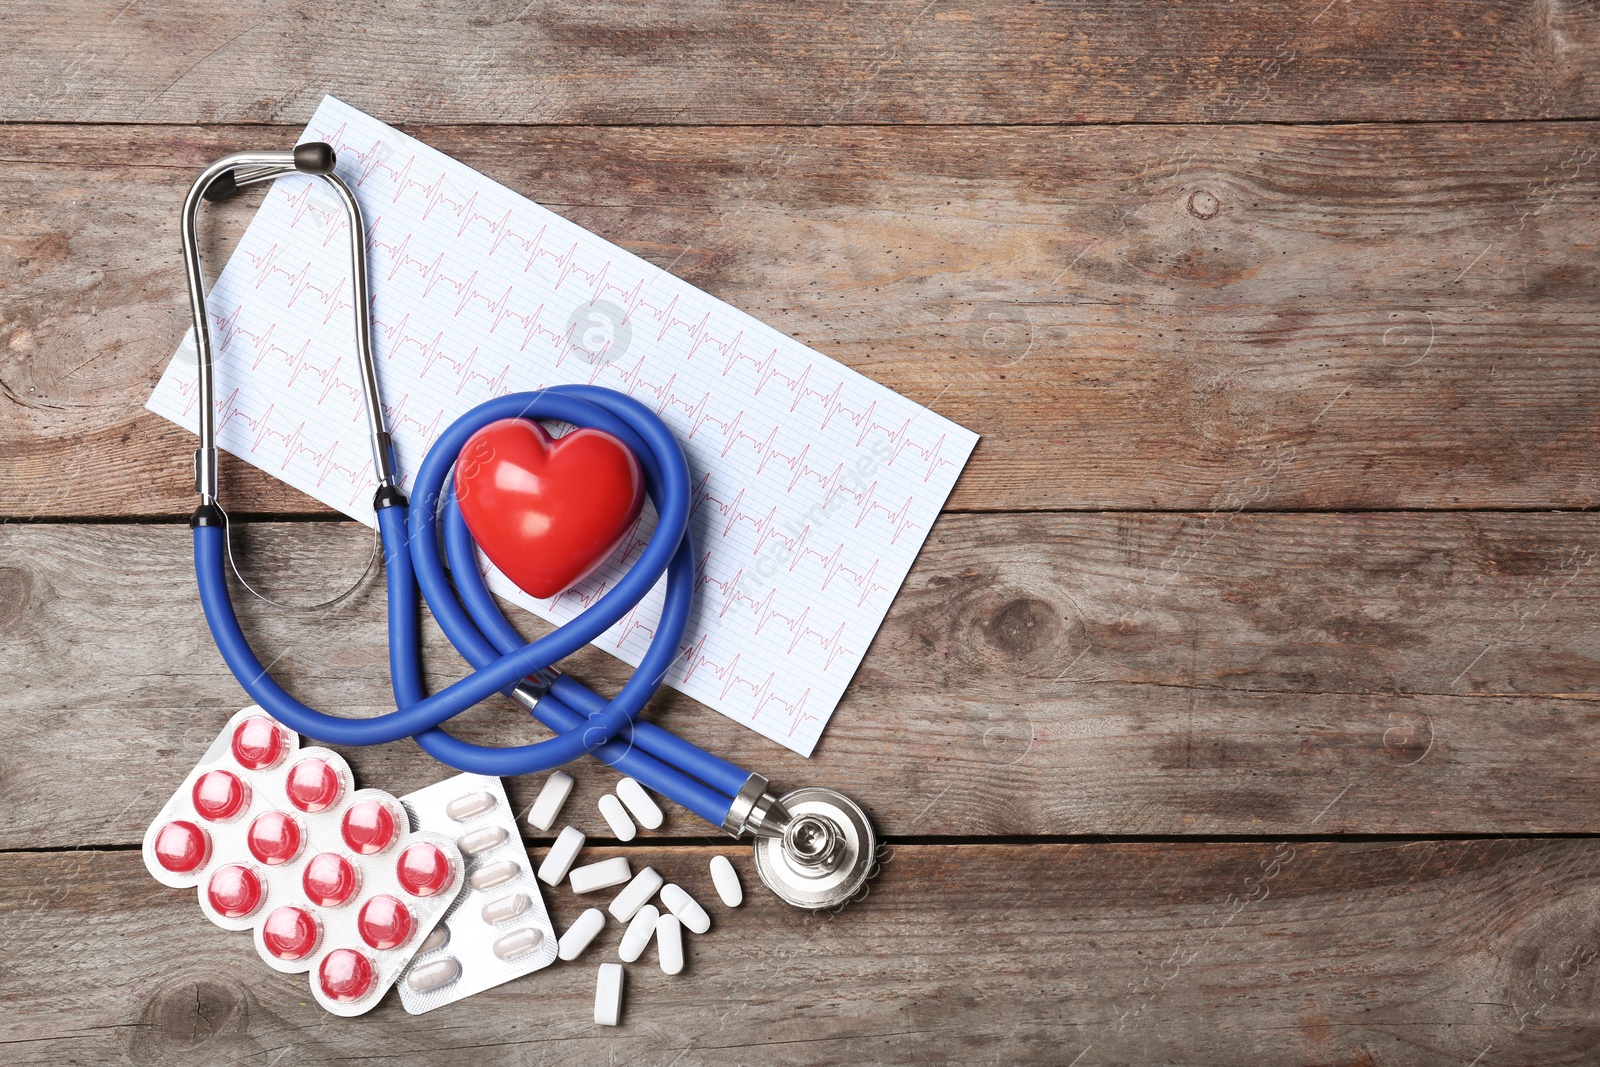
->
<box><xmin>482</xmin><ymin>891</ymin><xmax>531</xmax><ymax>925</ymax></box>
<box><xmin>616</xmin><ymin>778</ymin><xmax>664</xmax><ymax>830</ymax></box>
<box><xmin>526</xmin><ymin>771</ymin><xmax>574</xmax><ymax>831</ymax></box>
<box><xmin>406</xmin><ymin>956</ymin><xmax>461</xmax><ymax>992</ymax></box>
<box><xmin>595</xmin><ymin>962</ymin><xmax>624</xmax><ymax>1026</ymax></box>
<box><xmin>655</xmin><ymin>913</ymin><xmax>684</xmax><ymax>975</ymax></box>
<box><xmin>493</xmin><ymin>926</ymin><xmax>545</xmax><ymax>961</ymax></box>
<box><xmin>418</xmin><ymin>925</ymin><xmax>449</xmax><ymax>955</ymax></box>
<box><xmin>558</xmin><ymin>907</ymin><xmax>605</xmax><ymax>961</ymax></box>
<box><xmin>660</xmin><ymin>882</ymin><xmax>711</xmax><ymax>934</ymax></box>
<box><xmin>608</xmin><ymin>866</ymin><xmax>663</xmax><ymax>922</ymax></box>
<box><xmin>569</xmin><ymin>856</ymin><xmax>631</xmax><ymax>894</ymax></box>
<box><xmin>470</xmin><ymin>859</ymin><xmax>519</xmax><ymax>891</ymax></box>
<box><xmin>537</xmin><ymin>825</ymin><xmax>585</xmax><ymax>886</ymax></box>
<box><xmin>709</xmin><ymin>855</ymin><xmax>743</xmax><ymax>907</ymax></box>
<box><xmin>446</xmin><ymin>790</ymin><xmax>496</xmax><ymax>821</ymax></box>
<box><xmin>597</xmin><ymin>794</ymin><xmax>636</xmax><ymax>841</ymax></box>
<box><xmin>457</xmin><ymin>824</ymin><xmax>509</xmax><ymax>856</ymax></box>
<box><xmin>618</xmin><ymin>903</ymin><xmax>659</xmax><ymax>963</ymax></box>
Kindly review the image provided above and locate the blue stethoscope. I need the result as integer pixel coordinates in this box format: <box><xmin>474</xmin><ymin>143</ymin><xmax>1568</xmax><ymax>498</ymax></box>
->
<box><xmin>181</xmin><ymin>142</ymin><xmax>874</xmax><ymax>909</ymax></box>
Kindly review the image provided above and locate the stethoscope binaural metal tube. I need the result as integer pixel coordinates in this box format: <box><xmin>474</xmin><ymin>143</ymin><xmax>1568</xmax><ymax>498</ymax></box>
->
<box><xmin>180</xmin><ymin>143</ymin><xmax>396</xmax><ymax>503</ymax></box>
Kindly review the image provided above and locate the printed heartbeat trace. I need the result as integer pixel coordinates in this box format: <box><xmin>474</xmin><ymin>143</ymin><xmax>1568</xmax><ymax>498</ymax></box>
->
<box><xmin>148</xmin><ymin>96</ymin><xmax>977</xmax><ymax>756</ymax></box>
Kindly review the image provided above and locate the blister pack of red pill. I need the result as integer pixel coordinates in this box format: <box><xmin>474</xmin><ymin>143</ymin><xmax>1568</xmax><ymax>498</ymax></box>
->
<box><xmin>141</xmin><ymin>707</ymin><xmax>465</xmax><ymax>1017</ymax></box>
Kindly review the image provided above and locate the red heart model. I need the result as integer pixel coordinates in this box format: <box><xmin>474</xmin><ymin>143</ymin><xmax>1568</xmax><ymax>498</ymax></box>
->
<box><xmin>454</xmin><ymin>418</ymin><xmax>645</xmax><ymax>600</ymax></box>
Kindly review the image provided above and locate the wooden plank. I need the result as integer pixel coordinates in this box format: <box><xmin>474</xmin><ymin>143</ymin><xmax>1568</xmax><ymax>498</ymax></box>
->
<box><xmin>6</xmin><ymin>2</ymin><xmax>1599</xmax><ymax>126</ymax></box>
<box><xmin>2</xmin><ymin>841</ymin><xmax>1595</xmax><ymax>1064</ymax></box>
<box><xmin>5</xmin><ymin>513</ymin><xmax>1600</xmax><ymax>846</ymax></box>
<box><xmin>5</xmin><ymin>121</ymin><xmax>1600</xmax><ymax>517</ymax></box>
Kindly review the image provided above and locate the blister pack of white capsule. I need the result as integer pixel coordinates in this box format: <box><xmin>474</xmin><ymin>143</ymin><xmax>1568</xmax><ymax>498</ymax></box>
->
<box><xmin>141</xmin><ymin>707</ymin><xmax>465</xmax><ymax>1017</ymax></box>
<box><xmin>397</xmin><ymin>772</ymin><xmax>558</xmax><ymax>1013</ymax></box>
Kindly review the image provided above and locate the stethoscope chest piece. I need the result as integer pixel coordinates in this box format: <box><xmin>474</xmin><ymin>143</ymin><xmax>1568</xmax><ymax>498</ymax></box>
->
<box><xmin>753</xmin><ymin>787</ymin><xmax>877</xmax><ymax>910</ymax></box>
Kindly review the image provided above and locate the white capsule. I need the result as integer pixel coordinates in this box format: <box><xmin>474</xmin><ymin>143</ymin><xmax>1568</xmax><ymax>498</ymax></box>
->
<box><xmin>655</xmin><ymin>913</ymin><xmax>685</xmax><ymax>975</ymax></box>
<box><xmin>418</xmin><ymin>925</ymin><xmax>449</xmax><ymax>955</ymax></box>
<box><xmin>709</xmin><ymin>855</ymin><xmax>743</xmax><ymax>907</ymax></box>
<box><xmin>493</xmin><ymin>926</ymin><xmax>545</xmax><ymax>961</ymax></box>
<box><xmin>597</xmin><ymin>794</ymin><xmax>637</xmax><ymax>841</ymax></box>
<box><xmin>594</xmin><ymin>962</ymin><xmax>624</xmax><ymax>1026</ymax></box>
<box><xmin>526</xmin><ymin>771</ymin><xmax>574</xmax><ymax>831</ymax></box>
<box><xmin>569</xmin><ymin>856</ymin><xmax>632</xmax><ymax>894</ymax></box>
<box><xmin>558</xmin><ymin>907</ymin><xmax>605</xmax><ymax>961</ymax></box>
<box><xmin>406</xmin><ymin>956</ymin><xmax>461</xmax><ymax>992</ymax></box>
<box><xmin>616</xmin><ymin>777</ymin><xmax>664</xmax><ymax>830</ymax></box>
<box><xmin>470</xmin><ymin>859</ymin><xmax>520</xmax><ymax>891</ymax></box>
<box><xmin>482</xmin><ymin>891</ymin><xmax>531</xmax><ymax>925</ymax></box>
<box><xmin>618</xmin><ymin>903</ymin><xmax>659</xmax><ymax>963</ymax></box>
<box><xmin>537</xmin><ymin>826</ymin><xmax>585</xmax><ymax>886</ymax></box>
<box><xmin>608</xmin><ymin>866</ymin><xmax>664</xmax><ymax>922</ymax></box>
<box><xmin>660</xmin><ymin>882</ymin><xmax>711</xmax><ymax>934</ymax></box>
<box><xmin>457</xmin><ymin>824</ymin><xmax>509</xmax><ymax>856</ymax></box>
<box><xmin>446</xmin><ymin>790</ymin><xmax>496</xmax><ymax>821</ymax></box>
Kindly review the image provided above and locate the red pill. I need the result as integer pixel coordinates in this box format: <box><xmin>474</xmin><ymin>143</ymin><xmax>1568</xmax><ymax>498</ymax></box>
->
<box><xmin>231</xmin><ymin>716</ymin><xmax>287</xmax><ymax>771</ymax></box>
<box><xmin>357</xmin><ymin>894</ymin><xmax>414</xmax><ymax>950</ymax></box>
<box><xmin>341</xmin><ymin>800</ymin><xmax>399</xmax><ymax>856</ymax></box>
<box><xmin>302</xmin><ymin>852</ymin><xmax>360</xmax><ymax>908</ymax></box>
<box><xmin>247</xmin><ymin>811</ymin><xmax>303</xmax><ymax>866</ymax></box>
<box><xmin>318</xmin><ymin>948</ymin><xmax>376</xmax><ymax>1003</ymax></box>
<box><xmin>261</xmin><ymin>905</ymin><xmax>321</xmax><ymax>961</ymax></box>
<box><xmin>207</xmin><ymin>864</ymin><xmax>264</xmax><ymax>919</ymax></box>
<box><xmin>285</xmin><ymin>758</ymin><xmax>342</xmax><ymax>813</ymax></box>
<box><xmin>191</xmin><ymin>769</ymin><xmax>249</xmax><ymax>821</ymax></box>
<box><xmin>396</xmin><ymin>842</ymin><xmax>454</xmax><ymax>897</ymax></box>
<box><xmin>153</xmin><ymin>820</ymin><xmax>211</xmax><ymax>874</ymax></box>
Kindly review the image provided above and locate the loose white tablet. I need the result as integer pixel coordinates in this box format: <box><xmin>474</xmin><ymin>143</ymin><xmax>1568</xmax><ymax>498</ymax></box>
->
<box><xmin>558</xmin><ymin>907</ymin><xmax>605</xmax><ymax>961</ymax></box>
<box><xmin>609</xmin><ymin>866</ymin><xmax>663</xmax><ymax>922</ymax></box>
<box><xmin>569</xmin><ymin>856</ymin><xmax>632</xmax><ymax>894</ymax></box>
<box><xmin>655</xmin><ymin>912</ymin><xmax>684</xmax><ymax>975</ymax></box>
<box><xmin>536</xmin><ymin>825</ymin><xmax>585</xmax><ymax>887</ymax></box>
<box><xmin>526</xmin><ymin>771</ymin><xmax>574</xmax><ymax>831</ymax></box>
<box><xmin>660</xmin><ymin>882</ymin><xmax>711</xmax><ymax>934</ymax></box>
<box><xmin>616</xmin><ymin>778</ymin><xmax>664</xmax><ymax>830</ymax></box>
<box><xmin>597</xmin><ymin>794</ymin><xmax>637</xmax><ymax>841</ymax></box>
<box><xmin>709</xmin><ymin>855</ymin><xmax>743</xmax><ymax>907</ymax></box>
<box><xmin>619</xmin><ymin>904</ymin><xmax>659</xmax><ymax>963</ymax></box>
<box><xmin>594</xmin><ymin>962</ymin><xmax>624</xmax><ymax>1026</ymax></box>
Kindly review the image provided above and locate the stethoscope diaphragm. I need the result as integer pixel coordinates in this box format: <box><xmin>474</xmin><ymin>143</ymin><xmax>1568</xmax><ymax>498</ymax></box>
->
<box><xmin>752</xmin><ymin>787</ymin><xmax>878</xmax><ymax>910</ymax></box>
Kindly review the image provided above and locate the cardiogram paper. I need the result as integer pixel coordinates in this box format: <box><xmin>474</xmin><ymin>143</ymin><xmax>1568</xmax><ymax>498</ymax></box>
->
<box><xmin>147</xmin><ymin>96</ymin><xmax>978</xmax><ymax>756</ymax></box>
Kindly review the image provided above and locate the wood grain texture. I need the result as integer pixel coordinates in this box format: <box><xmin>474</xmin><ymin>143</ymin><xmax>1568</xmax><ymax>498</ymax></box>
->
<box><xmin>5</xmin><ymin>514</ymin><xmax>1598</xmax><ymax>847</ymax></box>
<box><xmin>5</xmin><ymin>121</ymin><xmax>1600</xmax><ymax>518</ymax></box>
<box><xmin>6</xmin><ymin>1</ymin><xmax>1600</xmax><ymax>126</ymax></box>
<box><xmin>3</xmin><ymin>842</ymin><xmax>1598</xmax><ymax>1065</ymax></box>
<box><xmin>8</xmin><ymin>2</ymin><xmax>1600</xmax><ymax>1061</ymax></box>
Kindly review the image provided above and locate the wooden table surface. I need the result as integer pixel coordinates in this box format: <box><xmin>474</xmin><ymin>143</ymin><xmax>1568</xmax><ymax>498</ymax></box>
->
<box><xmin>4</xmin><ymin>3</ymin><xmax>1600</xmax><ymax>1064</ymax></box>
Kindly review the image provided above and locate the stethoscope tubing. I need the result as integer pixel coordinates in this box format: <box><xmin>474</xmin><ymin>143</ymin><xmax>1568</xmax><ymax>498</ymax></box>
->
<box><xmin>192</xmin><ymin>385</ymin><xmax>748</xmax><ymax>828</ymax></box>
<box><xmin>184</xmin><ymin>149</ymin><xmax>750</xmax><ymax>831</ymax></box>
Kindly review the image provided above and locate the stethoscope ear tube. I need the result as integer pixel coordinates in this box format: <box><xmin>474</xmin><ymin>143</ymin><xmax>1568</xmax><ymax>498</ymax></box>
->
<box><xmin>183</xmin><ymin>144</ymin><xmax>395</xmax><ymax>504</ymax></box>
